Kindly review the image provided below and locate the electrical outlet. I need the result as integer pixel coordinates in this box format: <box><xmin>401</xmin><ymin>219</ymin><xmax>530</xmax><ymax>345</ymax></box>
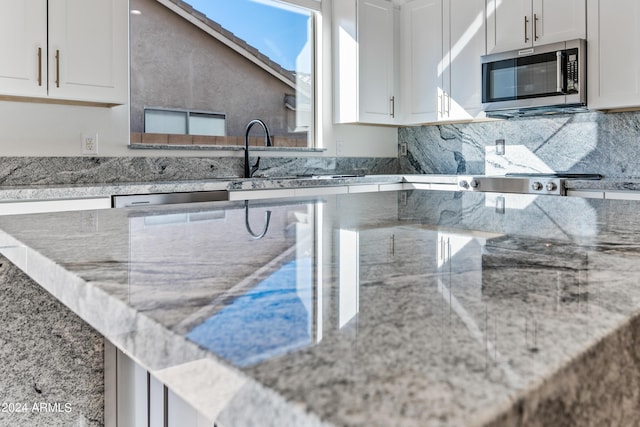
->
<box><xmin>495</xmin><ymin>139</ymin><xmax>505</xmax><ymax>155</ymax></box>
<box><xmin>336</xmin><ymin>139</ymin><xmax>344</xmax><ymax>156</ymax></box>
<box><xmin>400</xmin><ymin>142</ymin><xmax>408</xmax><ymax>156</ymax></box>
<box><xmin>82</xmin><ymin>133</ymin><xmax>98</xmax><ymax>155</ymax></box>
<box><xmin>495</xmin><ymin>196</ymin><xmax>505</xmax><ymax>214</ymax></box>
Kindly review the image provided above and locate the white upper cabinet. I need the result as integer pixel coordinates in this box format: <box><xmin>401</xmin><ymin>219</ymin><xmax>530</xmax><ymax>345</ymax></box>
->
<box><xmin>401</xmin><ymin>0</ymin><xmax>441</xmax><ymax>124</ymax></box>
<box><xmin>334</xmin><ymin>0</ymin><xmax>398</xmax><ymax>124</ymax></box>
<box><xmin>401</xmin><ymin>0</ymin><xmax>485</xmax><ymax>124</ymax></box>
<box><xmin>445</xmin><ymin>0</ymin><xmax>485</xmax><ymax>120</ymax></box>
<box><xmin>487</xmin><ymin>0</ymin><xmax>586</xmax><ymax>54</ymax></box>
<box><xmin>0</xmin><ymin>0</ymin><xmax>47</xmax><ymax>98</ymax></box>
<box><xmin>48</xmin><ymin>0</ymin><xmax>128</xmax><ymax>105</ymax></box>
<box><xmin>0</xmin><ymin>0</ymin><xmax>128</xmax><ymax>106</ymax></box>
<box><xmin>587</xmin><ymin>0</ymin><xmax>640</xmax><ymax>110</ymax></box>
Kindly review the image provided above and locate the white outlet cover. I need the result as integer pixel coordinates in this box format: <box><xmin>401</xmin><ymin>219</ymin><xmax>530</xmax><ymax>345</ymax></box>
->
<box><xmin>82</xmin><ymin>133</ymin><xmax>98</xmax><ymax>155</ymax></box>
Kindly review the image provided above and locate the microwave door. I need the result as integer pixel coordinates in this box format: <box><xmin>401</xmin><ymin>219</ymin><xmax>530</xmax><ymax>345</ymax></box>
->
<box><xmin>514</xmin><ymin>51</ymin><xmax>563</xmax><ymax>99</ymax></box>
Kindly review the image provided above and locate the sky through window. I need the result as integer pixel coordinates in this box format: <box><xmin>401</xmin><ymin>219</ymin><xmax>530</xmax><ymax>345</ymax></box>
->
<box><xmin>185</xmin><ymin>0</ymin><xmax>311</xmax><ymax>71</ymax></box>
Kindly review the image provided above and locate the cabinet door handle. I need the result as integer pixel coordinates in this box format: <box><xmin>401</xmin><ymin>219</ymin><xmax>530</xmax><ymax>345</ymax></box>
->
<box><xmin>445</xmin><ymin>92</ymin><xmax>450</xmax><ymax>116</ymax></box>
<box><xmin>55</xmin><ymin>49</ymin><xmax>60</xmax><ymax>88</ymax></box>
<box><xmin>390</xmin><ymin>96</ymin><xmax>395</xmax><ymax>118</ymax></box>
<box><xmin>438</xmin><ymin>93</ymin><xmax>443</xmax><ymax>117</ymax></box>
<box><xmin>37</xmin><ymin>47</ymin><xmax>42</xmax><ymax>86</ymax></box>
<box><xmin>524</xmin><ymin>16</ymin><xmax>529</xmax><ymax>43</ymax></box>
<box><xmin>534</xmin><ymin>14</ymin><xmax>539</xmax><ymax>41</ymax></box>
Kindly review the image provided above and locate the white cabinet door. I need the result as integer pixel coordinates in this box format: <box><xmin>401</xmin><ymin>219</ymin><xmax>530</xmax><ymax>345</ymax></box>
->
<box><xmin>0</xmin><ymin>0</ymin><xmax>47</xmax><ymax>98</ymax></box>
<box><xmin>532</xmin><ymin>0</ymin><xmax>586</xmax><ymax>46</ymax></box>
<box><xmin>401</xmin><ymin>0</ymin><xmax>441</xmax><ymax>124</ymax></box>
<box><xmin>109</xmin><ymin>347</ymin><xmax>213</xmax><ymax>427</ymax></box>
<box><xmin>334</xmin><ymin>0</ymin><xmax>397</xmax><ymax>124</ymax></box>
<box><xmin>358</xmin><ymin>0</ymin><xmax>396</xmax><ymax>123</ymax></box>
<box><xmin>445</xmin><ymin>0</ymin><xmax>485</xmax><ymax>120</ymax></box>
<box><xmin>48</xmin><ymin>0</ymin><xmax>128</xmax><ymax>105</ymax></box>
<box><xmin>487</xmin><ymin>0</ymin><xmax>531</xmax><ymax>53</ymax></box>
<box><xmin>487</xmin><ymin>0</ymin><xmax>585</xmax><ymax>53</ymax></box>
<box><xmin>587</xmin><ymin>0</ymin><xmax>640</xmax><ymax>110</ymax></box>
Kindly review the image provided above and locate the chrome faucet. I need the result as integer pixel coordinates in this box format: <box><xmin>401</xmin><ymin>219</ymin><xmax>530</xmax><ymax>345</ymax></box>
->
<box><xmin>244</xmin><ymin>119</ymin><xmax>272</xmax><ymax>178</ymax></box>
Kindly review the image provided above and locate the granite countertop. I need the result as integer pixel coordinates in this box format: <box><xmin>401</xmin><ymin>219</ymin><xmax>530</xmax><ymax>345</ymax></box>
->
<box><xmin>0</xmin><ymin>175</ymin><xmax>406</xmax><ymax>201</ymax></box>
<box><xmin>0</xmin><ymin>174</ymin><xmax>638</xmax><ymax>203</ymax></box>
<box><xmin>1</xmin><ymin>188</ymin><xmax>640</xmax><ymax>425</ymax></box>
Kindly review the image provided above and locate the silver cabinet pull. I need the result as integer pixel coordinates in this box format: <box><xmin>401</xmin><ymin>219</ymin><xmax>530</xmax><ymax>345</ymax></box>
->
<box><xmin>55</xmin><ymin>49</ymin><xmax>60</xmax><ymax>88</ymax></box>
<box><xmin>37</xmin><ymin>47</ymin><xmax>42</xmax><ymax>86</ymax></box>
<box><xmin>390</xmin><ymin>96</ymin><xmax>395</xmax><ymax>118</ymax></box>
<box><xmin>445</xmin><ymin>92</ymin><xmax>450</xmax><ymax>116</ymax></box>
<box><xmin>524</xmin><ymin>16</ymin><xmax>529</xmax><ymax>43</ymax></box>
<box><xmin>534</xmin><ymin>13</ymin><xmax>539</xmax><ymax>41</ymax></box>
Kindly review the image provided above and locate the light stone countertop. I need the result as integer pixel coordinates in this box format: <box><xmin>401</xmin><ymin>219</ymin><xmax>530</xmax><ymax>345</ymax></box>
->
<box><xmin>0</xmin><ymin>174</ymin><xmax>634</xmax><ymax>203</ymax></box>
<box><xmin>0</xmin><ymin>175</ymin><xmax>406</xmax><ymax>202</ymax></box>
<box><xmin>1</xmin><ymin>189</ymin><xmax>640</xmax><ymax>426</ymax></box>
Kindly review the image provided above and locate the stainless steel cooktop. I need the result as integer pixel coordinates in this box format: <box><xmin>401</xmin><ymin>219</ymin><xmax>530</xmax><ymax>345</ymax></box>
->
<box><xmin>456</xmin><ymin>174</ymin><xmax>602</xmax><ymax>196</ymax></box>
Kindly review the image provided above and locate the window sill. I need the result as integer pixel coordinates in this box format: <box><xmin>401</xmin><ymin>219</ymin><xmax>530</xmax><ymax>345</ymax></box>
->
<box><xmin>128</xmin><ymin>144</ymin><xmax>327</xmax><ymax>153</ymax></box>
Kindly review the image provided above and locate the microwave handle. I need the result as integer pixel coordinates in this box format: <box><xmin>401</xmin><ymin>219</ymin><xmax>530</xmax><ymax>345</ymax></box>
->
<box><xmin>556</xmin><ymin>51</ymin><xmax>564</xmax><ymax>93</ymax></box>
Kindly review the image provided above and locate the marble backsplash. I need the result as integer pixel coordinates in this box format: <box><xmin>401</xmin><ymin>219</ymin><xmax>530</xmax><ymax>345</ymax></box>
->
<box><xmin>398</xmin><ymin>110</ymin><xmax>640</xmax><ymax>178</ymax></box>
<box><xmin>8</xmin><ymin>109</ymin><xmax>640</xmax><ymax>186</ymax></box>
<box><xmin>0</xmin><ymin>156</ymin><xmax>398</xmax><ymax>186</ymax></box>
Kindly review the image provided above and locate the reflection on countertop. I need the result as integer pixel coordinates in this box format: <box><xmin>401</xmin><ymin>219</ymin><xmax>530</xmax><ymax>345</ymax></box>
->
<box><xmin>1</xmin><ymin>190</ymin><xmax>640</xmax><ymax>425</ymax></box>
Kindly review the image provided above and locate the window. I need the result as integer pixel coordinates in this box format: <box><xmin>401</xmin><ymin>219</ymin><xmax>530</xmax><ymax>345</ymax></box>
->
<box><xmin>130</xmin><ymin>0</ymin><xmax>316</xmax><ymax>148</ymax></box>
<box><xmin>144</xmin><ymin>108</ymin><xmax>226</xmax><ymax>136</ymax></box>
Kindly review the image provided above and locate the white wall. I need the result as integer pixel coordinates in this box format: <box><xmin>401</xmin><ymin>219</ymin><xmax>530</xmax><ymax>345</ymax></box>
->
<box><xmin>0</xmin><ymin>101</ymin><xmax>131</xmax><ymax>156</ymax></box>
<box><xmin>0</xmin><ymin>0</ymin><xmax>397</xmax><ymax>158</ymax></box>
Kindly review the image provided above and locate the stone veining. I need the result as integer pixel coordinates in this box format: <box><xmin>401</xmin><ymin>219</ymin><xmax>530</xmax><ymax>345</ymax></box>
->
<box><xmin>0</xmin><ymin>191</ymin><xmax>640</xmax><ymax>425</ymax></box>
<box><xmin>399</xmin><ymin>110</ymin><xmax>640</xmax><ymax>178</ymax></box>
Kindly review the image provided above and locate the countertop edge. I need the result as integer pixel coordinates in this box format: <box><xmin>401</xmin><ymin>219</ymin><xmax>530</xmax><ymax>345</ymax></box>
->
<box><xmin>1</xmin><ymin>175</ymin><xmax>640</xmax><ymax>202</ymax></box>
<box><xmin>0</xmin><ymin>230</ymin><xmax>330</xmax><ymax>427</ymax></box>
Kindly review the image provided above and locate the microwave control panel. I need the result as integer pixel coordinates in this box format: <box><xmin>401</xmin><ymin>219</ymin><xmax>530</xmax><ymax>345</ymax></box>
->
<box><xmin>566</xmin><ymin>49</ymin><xmax>579</xmax><ymax>93</ymax></box>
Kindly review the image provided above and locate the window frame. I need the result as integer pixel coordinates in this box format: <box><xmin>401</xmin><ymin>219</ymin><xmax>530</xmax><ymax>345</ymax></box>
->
<box><xmin>129</xmin><ymin>0</ymin><xmax>321</xmax><ymax>150</ymax></box>
<box><xmin>143</xmin><ymin>107</ymin><xmax>227</xmax><ymax>137</ymax></box>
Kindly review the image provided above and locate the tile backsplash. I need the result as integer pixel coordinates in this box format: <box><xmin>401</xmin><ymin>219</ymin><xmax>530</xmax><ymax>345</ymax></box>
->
<box><xmin>0</xmin><ymin>156</ymin><xmax>399</xmax><ymax>186</ymax></box>
<box><xmin>399</xmin><ymin>110</ymin><xmax>640</xmax><ymax>178</ymax></box>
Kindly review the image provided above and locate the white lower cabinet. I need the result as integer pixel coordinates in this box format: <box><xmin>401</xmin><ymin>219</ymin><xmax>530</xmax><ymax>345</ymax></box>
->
<box><xmin>105</xmin><ymin>341</ymin><xmax>213</xmax><ymax>427</ymax></box>
<box><xmin>229</xmin><ymin>183</ymin><xmax>382</xmax><ymax>201</ymax></box>
<box><xmin>0</xmin><ymin>197</ymin><xmax>111</xmax><ymax>215</ymax></box>
<box><xmin>228</xmin><ymin>188</ymin><xmax>295</xmax><ymax>201</ymax></box>
<box><xmin>115</xmin><ymin>349</ymin><xmax>148</xmax><ymax>427</ymax></box>
<box><xmin>149</xmin><ymin>375</ymin><xmax>165</xmax><ymax>427</ymax></box>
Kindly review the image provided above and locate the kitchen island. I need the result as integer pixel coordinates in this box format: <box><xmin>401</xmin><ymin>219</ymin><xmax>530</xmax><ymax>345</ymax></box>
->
<box><xmin>1</xmin><ymin>188</ymin><xmax>640</xmax><ymax>426</ymax></box>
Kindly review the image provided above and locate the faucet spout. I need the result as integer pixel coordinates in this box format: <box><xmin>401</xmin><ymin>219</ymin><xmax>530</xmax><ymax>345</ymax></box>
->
<box><xmin>244</xmin><ymin>119</ymin><xmax>272</xmax><ymax>178</ymax></box>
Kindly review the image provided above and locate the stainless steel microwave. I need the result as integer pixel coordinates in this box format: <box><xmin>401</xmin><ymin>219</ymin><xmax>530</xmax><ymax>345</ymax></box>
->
<box><xmin>481</xmin><ymin>39</ymin><xmax>586</xmax><ymax>116</ymax></box>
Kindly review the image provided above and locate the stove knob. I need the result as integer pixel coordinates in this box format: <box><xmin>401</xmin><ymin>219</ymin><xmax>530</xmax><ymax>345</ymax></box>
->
<box><xmin>469</xmin><ymin>179</ymin><xmax>479</xmax><ymax>188</ymax></box>
<box><xmin>532</xmin><ymin>181</ymin><xmax>543</xmax><ymax>191</ymax></box>
<box><xmin>546</xmin><ymin>182</ymin><xmax>557</xmax><ymax>191</ymax></box>
<box><xmin>459</xmin><ymin>180</ymin><xmax>469</xmax><ymax>189</ymax></box>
